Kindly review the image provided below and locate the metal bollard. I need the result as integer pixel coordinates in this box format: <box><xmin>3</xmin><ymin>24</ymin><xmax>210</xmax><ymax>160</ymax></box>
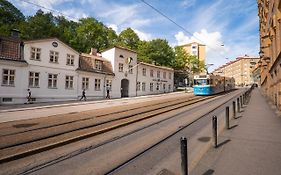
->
<box><xmin>180</xmin><ymin>137</ymin><xmax>188</xmax><ymax>175</ymax></box>
<box><xmin>237</xmin><ymin>98</ymin><xmax>240</xmax><ymax>112</ymax></box>
<box><xmin>240</xmin><ymin>95</ymin><xmax>243</xmax><ymax>107</ymax></box>
<box><xmin>212</xmin><ymin>116</ymin><xmax>218</xmax><ymax>148</ymax></box>
<box><xmin>233</xmin><ymin>101</ymin><xmax>236</xmax><ymax>118</ymax></box>
<box><xmin>225</xmin><ymin>106</ymin><xmax>230</xmax><ymax>129</ymax></box>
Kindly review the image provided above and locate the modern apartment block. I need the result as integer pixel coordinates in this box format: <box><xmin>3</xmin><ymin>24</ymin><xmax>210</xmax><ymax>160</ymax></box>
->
<box><xmin>257</xmin><ymin>0</ymin><xmax>281</xmax><ymax>110</ymax></box>
<box><xmin>213</xmin><ymin>55</ymin><xmax>259</xmax><ymax>86</ymax></box>
<box><xmin>180</xmin><ymin>42</ymin><xmax>206</xmax><ymax>63</ymax></box>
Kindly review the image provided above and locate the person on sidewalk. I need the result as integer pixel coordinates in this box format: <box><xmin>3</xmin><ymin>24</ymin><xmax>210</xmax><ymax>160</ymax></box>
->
<box><xmin>80</xmin><ymin>89</ymin><xmax>87</xmax><ymax>101</ymax></box>
<box><xmin>27</xmin><ymin>89</ymin><xmax>32</xmax><ymax>104</ymax></box>
<box><xmin>106</xmin><ymin>86</ymin><xmax>110</xmax><ymax>99</ymax></box>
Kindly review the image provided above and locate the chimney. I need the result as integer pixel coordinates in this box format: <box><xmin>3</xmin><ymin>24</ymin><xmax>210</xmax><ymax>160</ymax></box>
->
<box><xmin>11</xmin><ymin>29</ymin><xmax>20</xmax><ymax>38</ymax></box>
<box><xmin>90</xmin><ymin>48</ymin><xmax>97</xmax><ymax>56</ymax></box>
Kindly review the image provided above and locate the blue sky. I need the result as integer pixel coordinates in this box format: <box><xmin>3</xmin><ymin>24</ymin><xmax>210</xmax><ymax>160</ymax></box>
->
<box><xmin>10</xmin><ymin>0</ymin><xmax>259</xmax><ymax>71</ymax></box>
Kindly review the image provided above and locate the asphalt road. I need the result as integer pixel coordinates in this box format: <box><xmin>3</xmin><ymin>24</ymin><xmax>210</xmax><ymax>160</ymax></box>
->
<box><xmin>19</xmin><ymin>89</ymin><xmax>245</xmax><ymax>175</ymax></box>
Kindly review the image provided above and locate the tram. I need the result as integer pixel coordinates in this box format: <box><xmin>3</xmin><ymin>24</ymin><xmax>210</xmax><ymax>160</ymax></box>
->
<box><xmin>193</xmin><ymin>74</ymin><xmax>235</xmax><ymax>95</ymax></box>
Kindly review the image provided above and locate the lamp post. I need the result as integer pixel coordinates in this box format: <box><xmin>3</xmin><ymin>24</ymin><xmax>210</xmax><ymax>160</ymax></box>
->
<box><xmin>205</xmin><ymin>63</ymin><xmax>214</xmax><ymax>74</ymax></box>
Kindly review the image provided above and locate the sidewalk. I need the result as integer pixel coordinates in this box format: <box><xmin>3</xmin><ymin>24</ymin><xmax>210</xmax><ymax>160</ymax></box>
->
<box><xmin>191</xmin><ymin>89</ymin><xmax>281</xmax><ymax>175</ymax></box>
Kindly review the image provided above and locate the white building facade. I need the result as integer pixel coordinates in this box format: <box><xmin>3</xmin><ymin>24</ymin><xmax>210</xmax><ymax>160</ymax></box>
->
<box><xmin>0</xmin><ymin>37</ymin><xmax>174</xmax><ymax>104</ymax></box>
<box><xmin>23</xmin><ymin>38</ymin><xmax>80</xmax><ymax>102</ymax></box>
<box><xmin>102</xmin><ymin>46</ymin><xmax>174</xmax><ymax>98</ymax></box>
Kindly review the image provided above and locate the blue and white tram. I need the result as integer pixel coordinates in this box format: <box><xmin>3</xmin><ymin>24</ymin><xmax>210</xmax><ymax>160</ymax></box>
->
<box><xmin>193</xmin><ymin>74</ymin><xmax>235</xmax><ymax>95</ymax></box>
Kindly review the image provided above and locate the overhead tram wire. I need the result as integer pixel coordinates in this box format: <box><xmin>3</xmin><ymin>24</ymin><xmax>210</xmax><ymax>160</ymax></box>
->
<box><xmin>139</xmin><ymin>0</ymin><xmax>257</xmax><ymax>55</ymax></box>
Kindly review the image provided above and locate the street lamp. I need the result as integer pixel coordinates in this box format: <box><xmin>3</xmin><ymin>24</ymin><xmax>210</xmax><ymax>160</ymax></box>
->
<box><xmin>205</xmin><ymin>63</ymin><xmax>214</xmax><ymax>74</ymax></box>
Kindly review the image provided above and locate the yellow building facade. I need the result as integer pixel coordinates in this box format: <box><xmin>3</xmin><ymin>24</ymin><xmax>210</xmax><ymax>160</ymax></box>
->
<box><xmin>180</xmin><ymin>42</ymin><xmax>206</xmax><ymax>63</ymax></box>
<box><xmin>213</xmin><ymin>56</ymin><xmax>259</xmax><ymax>86</ymax></box>
<box><xmin>257</xmin><ymin>0</ymin><xmax>281</xmax><ymax>111</ymax></box>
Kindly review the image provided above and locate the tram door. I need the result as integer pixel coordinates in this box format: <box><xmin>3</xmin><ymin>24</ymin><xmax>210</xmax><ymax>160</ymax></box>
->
<box><xmin>121</xmin><ymin>79</ymin><xmax>129</xmax><ymax>98</ymax></box>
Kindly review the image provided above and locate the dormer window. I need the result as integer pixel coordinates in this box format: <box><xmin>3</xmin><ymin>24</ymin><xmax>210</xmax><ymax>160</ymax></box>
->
<box><xmin>119</xmin><ymin>55</ymin><xmax>124</xmax><ymax>58</ymax></box>
<box><xmin>95</xmin><ymin>60</ymin><xmax>102</xmax><ymax>70</ymax></box>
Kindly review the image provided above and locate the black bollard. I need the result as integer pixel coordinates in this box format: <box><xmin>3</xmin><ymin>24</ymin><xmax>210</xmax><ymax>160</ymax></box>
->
<box><xmin>212</xmin><ymin>116</ymin><xmax>218</xmax><ymax>148</ymax></box>
<box><xmin>180</xmin><ymin>137</ymin><xmax>188</xmax><ymax>175</ymax></box>
<box><xmin>225</xmin><ymin>106</ymin><xmax>230</xmax><ymax>129</ymax></box>
<box><xmin>233</xmin><ymin>101</ymin><xmax>236</xmax><ymax>118</ymax></box>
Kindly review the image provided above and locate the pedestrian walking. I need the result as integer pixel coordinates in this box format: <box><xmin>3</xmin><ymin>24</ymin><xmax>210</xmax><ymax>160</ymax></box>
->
<box><xmin>106</xmin><ymin>86</ymin><xmax>110</xmax><ymax>99</ymax></box>
<box><xmin>27</xmin><ymin>89</ymin><xmax>32</xmax><ymax>104</ymax></box>
<box><xmin>80</xmin><ymin>89</ymin><xmax>87</xmax><ymax>101</ymax></box>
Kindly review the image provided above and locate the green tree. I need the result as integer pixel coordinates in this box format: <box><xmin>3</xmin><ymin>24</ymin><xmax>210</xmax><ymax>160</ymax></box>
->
<box><xmin>74</xmin><ymin>17</ymin><xmax>115</xmax><ymax>52</ymax></box>
<box><xmin>118</xmin><ymin>28</ymin><xmax>140</xmax><ymax>51</ymax></box>
<box><xmin>0</xmin><ymin>0</ymin><xmax>25</xmax><ymax>36</ymax></box>
<box><xmin>20</xmin><ymin>10</ymin><xmax>57</xmax><ymax>40</ymax></box>
<box><xmin>138</xmin><ymin>39</ymin><xmax>174</xmax><ymax>66</ymax></box>
<box><xmin>173</xmin><ymin>46</ymin><xmax>189</xmax><ymax>70</ymax></box>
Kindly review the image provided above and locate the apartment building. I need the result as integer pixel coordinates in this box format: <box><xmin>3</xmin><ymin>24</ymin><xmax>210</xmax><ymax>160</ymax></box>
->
<box><xmin>180</xmin><ymin>42</ymin><xmax>206</xmax><ymax>63</ymax></box>
<box><xmin>257</xmin><ymin>0</ymin><xmax>281</xmax><ymax>110</ymax></box>
<box><xmin>213</xmin><ymin>55</ymin><xmax>259</xmax><ymax>86</ymax></box>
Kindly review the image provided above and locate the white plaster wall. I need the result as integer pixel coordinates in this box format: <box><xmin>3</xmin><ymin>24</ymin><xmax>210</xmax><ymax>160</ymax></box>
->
<box><xmin>77</xmin><ymin>71</ymin><xmax>114</xmax><ymax>99</ymax></box>
<box><xmin>22</xmin><ymin>39</ymin><xmax>80</xmax><ymax>102</ymax></box>
<box><xmin>136</xmin><ymin>64</ymin><xmax>174</xmax><ymax>96</ymax></box>
<box><xmin>102</xmin><ymin>47</ymin><xmax>138</xmax><ymax>98</ymax></box>
<box><xmin>0</xmin><ymin>62</ymin><xmax>28</xmax><ymax>104</ymax></box>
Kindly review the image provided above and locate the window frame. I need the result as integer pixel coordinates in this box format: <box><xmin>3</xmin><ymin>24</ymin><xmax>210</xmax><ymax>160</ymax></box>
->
<box><xmin>82</xmin><ymin>77</ymin><xmax>89</xmax><ymax>90</ymax></box>
<box><xmin>29</xmin><ymin>71</ymin><xmax>40</xmax><ymax>88</ymax></box>
<box><xmin>65</xmin><ymin>75</ymin><xmax>74</xmax><ymax>89</ymax></box>
<box><xmin>49</xmin><ymin>50</ymin><xmax>59</xmax><ymax>63</ymax></box>
<box><xmin>30</xmin><ymin>47</ymin><xmax>41</xmax><ymax>61</ymax></box>
<box><xmin>95</xmin><ymin>78</ymin><xmax>101</xmax><ymax>91</ymax></box>
<box><xmin>2</xmin><ymin>69</ymin><xmax>15</xmax><ymax>86</ymax></box>
<box><xmin>66</xmin><ymin>54</ymin><xmax>75</xmax><ymax>66</ymax></box>
<box><xmin>48</xmin><ymin>73</ymin><xmax>58</xmax><ymax>89</ymax></box>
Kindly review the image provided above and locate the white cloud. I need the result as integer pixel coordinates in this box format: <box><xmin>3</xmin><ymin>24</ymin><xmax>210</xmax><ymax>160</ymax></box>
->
<box><xmin>60</xmin><ymin>9</ymin><xmax>88</xmax><ymax>21</ymax></box>
<box><xmin>181</xmin><ymin>0</ymin><xmax>197</xmax><ymax>8</ymax></box>
<box><xmin>107</xmin><ymin>24</ymin><xmax>119</xmax><ymax>33</ymax></box>
<box><xmin>133</xmin><ymin>29</ymin><xmax>152</xmax><ymax>41</ymax></box>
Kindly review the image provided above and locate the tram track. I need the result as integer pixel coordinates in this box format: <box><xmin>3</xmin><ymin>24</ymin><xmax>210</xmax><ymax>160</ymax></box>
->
<box><xmin>0</xmin><ymin>95</ymin><xmax>217</xmax><ymax>164</ymax></box>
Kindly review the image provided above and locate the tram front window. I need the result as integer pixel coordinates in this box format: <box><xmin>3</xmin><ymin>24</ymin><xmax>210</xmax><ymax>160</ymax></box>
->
<box><xmin>194</xmin><ymin>79</ymin><xmax>209</xmax><ymax>85</ymax></box>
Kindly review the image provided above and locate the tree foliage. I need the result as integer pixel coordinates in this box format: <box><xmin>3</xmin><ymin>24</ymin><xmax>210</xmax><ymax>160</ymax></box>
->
<box><xmin>137</xmin><ymin>39</ymin><xmax>175</xmax><ymax>67</ymax></box>
<box><xmin>118</xmin><ymin>28</ymin><xmax>140</xmax><ymax>51</ymax></box>
<box><xmin>0</xmin><ymin>0</ymin><xmax>25</xmax><ymax>35</ymax></box>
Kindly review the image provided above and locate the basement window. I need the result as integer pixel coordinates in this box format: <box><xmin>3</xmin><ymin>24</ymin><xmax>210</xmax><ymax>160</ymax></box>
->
<box><xmin>2</xmin><ymin>98</ymin><xmax>12</xmax><ymax>102</ymax></box>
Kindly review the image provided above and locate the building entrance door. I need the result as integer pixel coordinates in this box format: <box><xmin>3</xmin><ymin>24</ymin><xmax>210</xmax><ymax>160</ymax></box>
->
<box><xmin>121</xmin><ymin>79</ymin><xmax>129</xmax><ymax>98</ymax></box>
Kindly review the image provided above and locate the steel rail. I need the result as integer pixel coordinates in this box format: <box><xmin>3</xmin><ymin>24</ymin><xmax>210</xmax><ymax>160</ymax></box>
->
<box><xmin>0</xmin><ymin>96</ymin><xmax>216</xmax><ymax>164</ymax></box>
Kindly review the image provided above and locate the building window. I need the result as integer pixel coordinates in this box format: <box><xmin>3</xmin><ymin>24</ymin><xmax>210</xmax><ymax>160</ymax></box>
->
<box><xmin>150</xmin><ymin>83</ymin><xmax>153</xmax><ymax>91</ymax></box>
<box><xmin>163</xmin><ymin>84</ymin><xmax>166</xmax><ymax>91</ymax></box>
<box><xmin>156</xmin><ymin>83</ymin><xmax>159</xmax><ymax>90</ymax></box>
<box><xmin>192</xmin><ymin>46</ymin><xmax>197</xmax><ymax>49</ymax></box>
<box><xmin>95</xmin><ymin>60</ymin><xmax>102</xmax><ymax>70</ymax></box>
<box><xmin>29</xmin><ymin>72</ymin><xmax>39</xmax><ymax>87</ymax></box>
<box><xmin>66</xmin><ymin>54</ymin><xmax>74</xmax><ymax>66</ymax></box>
<box><xmin>106</xmin><ymin>80</ymin><xmax>112</xmax><ymax>91</ymax></box>
<box><xmin>142</xmin><ymin>82</ymin><xmax>146</xmax><ymax>91</ymax></box>
<box><xmin>163</xmin><ymin>72</ymin><xmax>166</xmax><ymax>79</ymax></box>
<box><xmin>142</xmin><ymin>68</ymin><xmax>146</xmax><ymax>76</ymax></box>
<box><xmin>48</xmin><ymin>74</ymin><xmax>57</xmax><ymax>88</ymax></box>
<box><xmin>129</xmin><ymin>65</ymin><xmax>133</xmax><ymax>74</ymax></box>
<box><xmin>50</xmin><ymin>51</ymin><xmax>59</xmax><ymax>63</ymax></box>
<box><xmin>95</xmin><ymin>79</ymin><xmax>101</xmax><ymax>91</ymax></box>
<box><xmin>2</xmin><ymin>69</ymin><xmax>15</xmax><ymax>86</ymax></box>
<box><xmin>119</xmin><ymin>63</ymin><xmax>124</xmax><ymax>72</ymax></box>
<box><xmin>119</xmin><ymin>55</ymin><xmax>124</xmax><ymax>58</ymax></box>
<box><xmin>157</xmin><ymin>71</ymin><xmax>160</xmax><ymax>78</ymax></box>
<box><xmin>168</xmin><ymin>84</ymin><xmax>171</xmax><ymax>91</ymax></box>
<box><xmin>169</xmin><ymin>72</ymin><xmax>172</xmax><ymax>79</ymax></box>
<box><xmin>150</xmin><ymin>70</ymin><xmax>154</xmax><ymax>77</ymax></box>
<box><xmin>82</xmin><ymin>77</ymin><xmax>89</xmax><ymax>90</ymax></box>
<box><xmin>30</xmin><ymin>47</ymin><xmax>41</xmax><ymax>60</ymax></box>
<box><xmin>65</xmin><ymin>75</ymin><xmax>74</xmax><ymax>89</ymax></box>
<box><xmin>137</xmin><ymin>81</ymin><xmax>140</xmax><ymax>91</ymax></box>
